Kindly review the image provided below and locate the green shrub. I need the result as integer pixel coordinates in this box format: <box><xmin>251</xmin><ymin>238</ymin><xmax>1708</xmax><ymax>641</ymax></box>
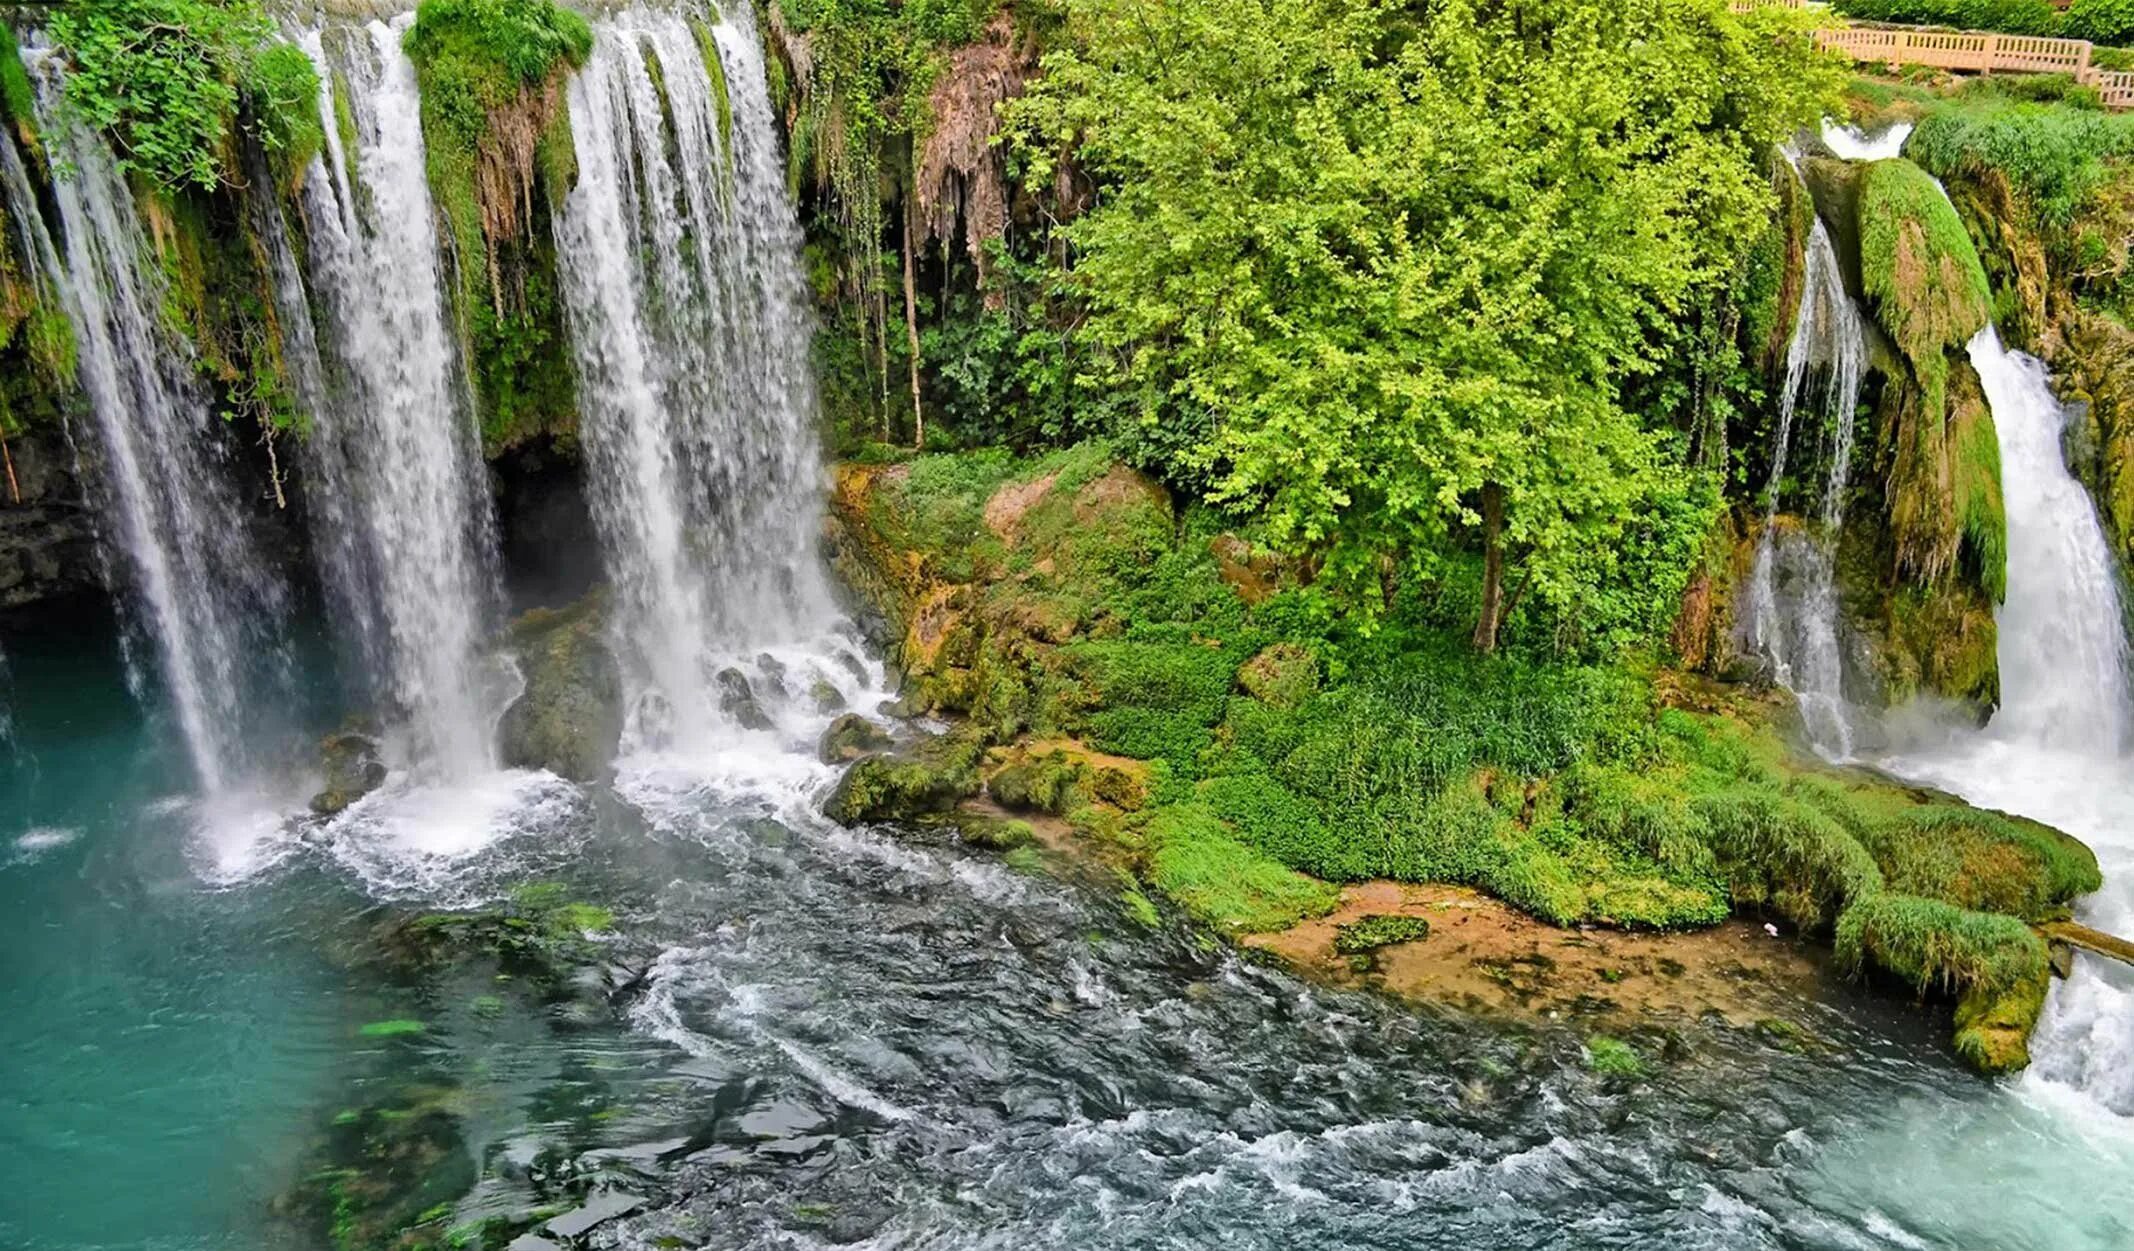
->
<box><xmin>45</xmin><ymin>0</ymin><xmax>321</xmax><ymax>192</ymax></box>
<box><xmin>2067</xmin><ymin>0</ymin><xmax>2134</xmax><ymax>44</ymax></box>
<box><xmin>1908</xmin><ymin>99</ymin><xmax>2134</xmax><ymax>225</ymax></box>
<box><xmin>1584</xmin><ymin>1034</ymin><xmax>1645</xmax><ymax>1077</ymax></box>
<box><xmin>1832</xmin><ymin>0</ymin><xmax>2064</xmax><ymax>36</ymax></box>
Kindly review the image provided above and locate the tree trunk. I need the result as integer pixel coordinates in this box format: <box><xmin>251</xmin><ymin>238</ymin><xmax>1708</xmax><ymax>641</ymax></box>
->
<box><xmin>902</xmin><ymin>203</ymin><xmax>925</xmax><ymax>450</ymax></box>
<box><xmin>1472</xmin><ymin>480</ymin><xmax>1505</xmax><ymax>654</ymax></box>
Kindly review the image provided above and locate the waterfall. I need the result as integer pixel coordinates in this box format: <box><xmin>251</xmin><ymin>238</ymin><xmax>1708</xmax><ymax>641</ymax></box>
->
<box><xmin>1740</xmin><ymin>216</ymin><xmax>1869</xmax><ymax>758</ymax></box>
<box><xmin>11</xmin><ymin>49</ymin><xmax>291</xmax><ymax>793</ymax></box>
<box><xmin>554</xmin><ymin>2</ymin><xmax>838</xmax><ymax>749</ymax></box>
<box><xmin>1970</xmin><ymin>333</ymin><xmax>2133</xmax><ymax>753</ymax></box>
<box><xmin>1967</xmin><ymin>331</ymin><xmax>2134</xmax><ymax>1111</ymax></box>
<box><xmin>278</xmin><ymin>21</ymin><xmax>507</xmax><ymax>779</ymax></box>
<box><xmin>1820</xmin><ymin>119</ymin><xmax>1914</xmax><ymax>162</ymax></box>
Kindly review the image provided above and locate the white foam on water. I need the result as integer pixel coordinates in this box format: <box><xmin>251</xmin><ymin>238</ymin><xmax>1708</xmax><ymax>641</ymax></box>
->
<box><xmin>1821</xmin><ymin>119</ymin><xmax>1913</xmax><ymax>161</ymax></box>
<box><xmin>310</xmin><ymin>768</ymin><xmax>585</xmax><ymax>903</ymax></box>
<box><xmin>10</xmin><ymin>826</ymin><xmax>82</xmax><ymax>864</ymax></box>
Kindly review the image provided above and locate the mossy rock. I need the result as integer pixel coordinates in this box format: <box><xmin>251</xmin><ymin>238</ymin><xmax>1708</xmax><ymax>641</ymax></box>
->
<box><xmin>1836</xmin><ymin>891</ymin><xmax>2053</xmax><ymax>1074</ymax></box>
<box><xmin>497</xmin><ymin>590</ymin><xmax>622</xmax><ymax>782</ymax></box>
<box><xmin>1800</xmin><ymin>155</ymin><xmax>1866</xmax><ymax>298</ymax></box>
<box><xmin>310</xmin><ymin>729</ymin><xmax>387</xmax><ymax>816</ymax></box>
<box><xmin>823</xmin><ymin>730</ymin><xmax>986</xmax><ymax>825</ymax></box>
<box><xmin>1237</xmin><ymin>641</ymin><xmax>1319</xmax><ymax>710</ymax></box>
<box><xmin>987</xmin><ymin>751</ymin><xmax>1087</xmax><ymax>815</ymax></box>
<box><xmin>820</xmin><ymin>713</ymin><xmax>894</xmax><ymax>764</ymax></box>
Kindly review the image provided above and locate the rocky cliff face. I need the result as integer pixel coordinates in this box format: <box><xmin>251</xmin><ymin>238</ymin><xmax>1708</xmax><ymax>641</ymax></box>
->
<box><xmin>0</xmin><ymin>427</ymin><xmax>96</xmax><ymax>609</ymax></box>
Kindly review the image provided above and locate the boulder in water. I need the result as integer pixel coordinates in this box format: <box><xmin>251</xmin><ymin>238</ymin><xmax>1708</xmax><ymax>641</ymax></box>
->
<box><xmin>716</xmin><ymin>667</ymin><xmax>775</xmax><ymax>730</ymax></box>
<box><xmin>820</xmin><ymin>713</ymin><xmax>893</xmax><ymax>764</ymax></box>
<box><xmin>809</xmin><ymin>675</ymin><xmax>848</xmax><ymax>714</ymax></box>
<box><xmin>310</xmin><ymin>730</ymin><xmax>387</xmax><ymax>815</ymax></box>
<box><xmin>497</xmin><ymin>591</ymin><xmax>623</xmax><ymax>782</ymax></box>
<box><xmin>823</xmin><ymin>729</ymin><xmax>985</xmax><ymax>825</ymax></box>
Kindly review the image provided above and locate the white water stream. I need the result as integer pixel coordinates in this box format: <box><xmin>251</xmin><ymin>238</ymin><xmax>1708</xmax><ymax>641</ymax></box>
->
<box><xmin>13</xmin><ymin>48</ymin><xmax>291</xmax><ymax>794</ymax></box>
<box><xmin>556</xmin><ymin>2</ymin><xmax>849</xmax><ymax>758</ymax></box>
<box><xmin>1741</xmin><ymin>216</ymin><xmax>1869</xmax><ymax>758</ymax></box>
<box><xmin>286</xmin><ymin>20</ymin><xmax>507</xmax><ymax>780</ymax></box>
<box><xmin>1888</xmin><ymin>331</ymin><xmax>2134</xmax><ymax>1115</ymax></box>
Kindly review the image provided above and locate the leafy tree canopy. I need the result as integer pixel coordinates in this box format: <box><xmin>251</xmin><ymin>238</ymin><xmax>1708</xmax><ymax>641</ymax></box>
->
<box><xmin>44</xmin><ymin>0</ymin><xmax>322</xmax><ymax>192</ymax></box>
<box><xmin>1014</xmin><ymin>0</ymin><xmax>1839</xmax><ymax>647</ymax></box>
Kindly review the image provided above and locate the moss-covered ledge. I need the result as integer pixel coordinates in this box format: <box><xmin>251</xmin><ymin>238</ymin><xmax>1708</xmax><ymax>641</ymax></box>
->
<box><xmin>404</xmin><ymin>0</ymin><xmax>589</xmax><ymax>452</ymax></box>
<box><xmin>823</xmin><ymin>444</ymin><xmax>2098</xmax><ymax>1074</ymax></box>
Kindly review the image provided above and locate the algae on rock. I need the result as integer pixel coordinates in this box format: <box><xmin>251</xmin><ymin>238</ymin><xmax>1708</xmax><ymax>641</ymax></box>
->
<box><xmin>496</xmin><ymin>590</ymin><xmax>622</xmax><ymax>781</ymax></box>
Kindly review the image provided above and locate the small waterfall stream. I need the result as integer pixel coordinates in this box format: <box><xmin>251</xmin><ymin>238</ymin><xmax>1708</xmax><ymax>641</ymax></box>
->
<box><xmin>13</xmin><ymin>49</ymin><xmax>292</xmax><ymax>793</ymax></box>
<box><xmin>1741</xmin><ymin>215</ymin><xmax>1869</xmax><ymax>758</ymax></box>
<box><xmin>555</xmin><ymin>2</ymin><xmax>846</xmax><ymax>752</ymax></box>
<box><xmin>282</xmin><ymin>20</ymin><xmax>507</xmax><ymax>779</ymax></box>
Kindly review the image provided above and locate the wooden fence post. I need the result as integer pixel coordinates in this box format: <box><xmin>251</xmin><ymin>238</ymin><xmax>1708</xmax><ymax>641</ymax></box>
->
<box><xmin>1983</xmin><ymin>32</ymin><xmax>1998</xmax><ymax>75</ymax></box>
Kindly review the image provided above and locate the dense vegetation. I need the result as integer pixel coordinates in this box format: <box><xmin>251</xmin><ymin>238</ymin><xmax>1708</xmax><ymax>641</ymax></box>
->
<box><xmin>1834</xmin><ymin>0</ymin><xmax>2134</xmax><ymax>45</ymax></box>
<box><xmin>828</xmin><ymin>444</ymin><xmax>2096</xmax><ymax>1069</ymax></box>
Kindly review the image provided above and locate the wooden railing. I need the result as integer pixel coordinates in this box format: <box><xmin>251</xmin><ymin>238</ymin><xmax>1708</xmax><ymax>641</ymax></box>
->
<box><xmin>1727</xmin><ymin>3</ymin><xmax>2134</xmax><ymax>110</ymax></box>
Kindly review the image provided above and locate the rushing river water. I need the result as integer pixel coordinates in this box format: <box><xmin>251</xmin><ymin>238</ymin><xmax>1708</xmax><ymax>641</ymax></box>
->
<box><xmin>4</xmin><ymin>602</ymin><xmax>2134</xmax><ymax>1251</ymax></box>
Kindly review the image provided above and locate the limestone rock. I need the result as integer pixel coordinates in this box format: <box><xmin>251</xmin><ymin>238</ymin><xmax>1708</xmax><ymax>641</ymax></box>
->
<box><xmin>823</xmin><ymin>730</ymin><xmax>985</xmax><ymax>825</ymax></box>
<box><xmin>497</xmin><ymin>591</ymin><xmax>623</xmax><ymax>782</ymax></box>
<box><xmin>310</xmin><ymin>730</ymin><xmax>387</xmax><ymax>815</ymax></box>
<box><xmin>819</xmin><ymin>713</ymin><xmax>893</xmax><ymax>764</ymax></box>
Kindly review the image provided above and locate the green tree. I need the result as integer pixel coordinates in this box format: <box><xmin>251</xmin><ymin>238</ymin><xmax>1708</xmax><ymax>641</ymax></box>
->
<box><xmin>1017</xmin><ymin>0</ymin><xmax>1836</xmax><ymax>650</ymax></box>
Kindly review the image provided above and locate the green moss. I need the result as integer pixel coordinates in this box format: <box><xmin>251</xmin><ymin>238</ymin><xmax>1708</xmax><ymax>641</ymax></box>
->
<box><xmin>1860</xmin><ymin>158</ymin><xmax>1992</xmax><ymax>414</ymax></box>
<box><xmin>358</xmin><ymin>1019</ymin><xmax>428</xmax><ymax>1038</ymax></box>
<box><xmin>1861</xmin><ymin>804</ymin><xmax>2101</xmax><ymax>918</ymax></box>
<box><xmin>988</xmin><ymin>751</ymin><xmax>1086</xmax><ymax>814</ymax></box>
<box><xmin>0</xmin><ymin>23</ymin><xmax>34</xmax><ymax>146</ymax></box>
<box><xmin>1144</xmin><ymin>804</ymin><xmax>1341</xmax><ymax>933</ymax></box>
<box><xmin>1835</xmin><ymin>891</ymin><xmax>2052</xmax><ymax>1072</ymax></box>
<box><xmin>1584</xmin><ymin>1034</ymin><xmax>1644</xmax><ymax>1077</ymax></box>
<box><xmin>403</xmin><ymin>0</ymin><xmax>591</xmax><ymax>448</ymax></box>
<box><xmin>688</xmin><ymin>17</ymin><xmax>734</xmax><ymax>155</ymax></box>
<box><xmin>1333</xmin><ymin>913</ymin><xmax>1430</xmax><ymax>954</ymax></box>
<box><xmin>823</xmin><ymin>730</ymin><xmax>986</xmax><ymax>823</ymax></box>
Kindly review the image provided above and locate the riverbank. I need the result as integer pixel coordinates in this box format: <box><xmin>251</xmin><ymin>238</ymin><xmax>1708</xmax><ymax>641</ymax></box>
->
<box><xmin>820</xmin><ymin>445</ymin><xmax>2102</xmax><ymax>1074</ymax></box>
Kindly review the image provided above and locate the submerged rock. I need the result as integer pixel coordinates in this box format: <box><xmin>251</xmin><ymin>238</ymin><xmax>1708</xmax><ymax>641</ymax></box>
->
<box><xmin>497</xmin><ymin>591</ymin><xmax>623</xmax><ymax>782</ymax></box>
<box><xmin>310</xmin><ymin>730</ymin><xmax>387</xmax><ymax>815</ymax></box>
<box><xmin>546</xmin><ymin>1190</ymin><xmax>646</xmax><ymax>1239</ymax></box>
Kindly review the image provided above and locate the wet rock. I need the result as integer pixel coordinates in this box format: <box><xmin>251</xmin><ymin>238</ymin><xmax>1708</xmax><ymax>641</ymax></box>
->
<box><xmin>545</xmin><ymin>1190</ymin><xmax>646</xmax><ymax>1239</ymax></box>
<box><xmin>755</xmin><ymin>653</ymin><xmax>790</xmax><ymax>696</ymax></box>
<box><xmin>309</xmin><ymin>730</ymin><xmax>387</xmax><ymax>815</ymax></box>
<box><xmin>819</xmin><ymin>713</ymin><xmax>893</xmax><ymax>764</ymax></box>
<box><xmin>498</xmin><ymin>591</ymin><xmax>624</xmax><ymax>782</ymax></box>
<box><xmin>835</xmin><ymin>649</ymin><xmax>872</xmax><ymax>685</ymax></box>
<box><xmin>809</xmin><ymin>676</ymin><xmax>848</xmax><ymax>714</ymax></box>
<box><xmin>505</xmin><ymin>1236</ymin><xmax>564</xmax><ymax>1251</ymax></box>
<box><xmin>716</xmin><ymin>668</ymin><xmax>774</xmax><ymax>731</ymax></box>
<box><xmin>823</xmin><ymin>730</ymin><xmax>985</xmax><ymax>825</ymax></box>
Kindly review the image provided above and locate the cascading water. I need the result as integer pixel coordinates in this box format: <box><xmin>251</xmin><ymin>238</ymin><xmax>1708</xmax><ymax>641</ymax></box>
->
<box><xmin>555</xmin><ymin>1</ymin><xmax>849</xmax><ymax>751</ymax></box>
<box><xmin>10</xmin><ymin>48</ymin><xmax>291</xmax><ymax>793</ymax></box>
<box><xmin>1888</xmin><ymin>330</ymin><xmax>2134</xmax><ymax>1115</ymax></box>
<box><xmin>1740</xmin><ymin>214</ymin><xmax>1869</xmax><ymax>758</ymax></box>
<box><xmin>276</xmin><ymin>21</ymin><xmax>507</xmax><ymax>779</ymax></box>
